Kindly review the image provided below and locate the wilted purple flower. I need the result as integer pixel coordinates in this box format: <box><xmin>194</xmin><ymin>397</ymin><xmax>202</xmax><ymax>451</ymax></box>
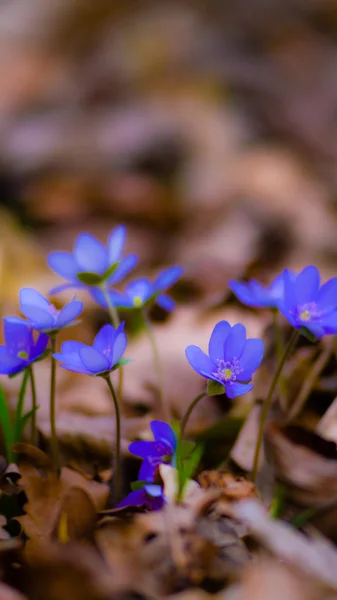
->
<box><xmin>185</xmin><ymin>320</ymin><xmax>264</xmax><ymax>399</ymax></box>
<box><xmin>0</xmin><ymin>321</ymin><xmax>48</xmax><ymax>375</ymax></box>
<box><xmin>48</xmin><ymin>226</ymin><xmax>138</xmax><ymax>293</ymax></box>
<box><xmin>6</xmin><ymin>288</ymin><xmax>83</xmax><ymax>334</ymax></box>
<box><xmin>53</xmin><ymin>323</ymin><xmax>128</xmax><ymax>376</ymax></box>
<box><xmin>278</xmin><ymin>265</ymin><xmax>337</xmax><ymax>338</ymax></box>
<box><xmin>117</xmin><ymin>484</ymin><xmax>165</xmax><ymax>511</ymax></box>
<box><xmin>129</xmin><ymin>421</ymin><xmax>177</xmax><ymax>481</ymax></box>
<box><xmin>91</xmin><ymin>266</ymin><xmax>183</xmax><ymax>312</ymax></box>
<box><xmin>229</xmin><ymin>272</ymin><xmax>295</xmax><ymax>309</ymax></box>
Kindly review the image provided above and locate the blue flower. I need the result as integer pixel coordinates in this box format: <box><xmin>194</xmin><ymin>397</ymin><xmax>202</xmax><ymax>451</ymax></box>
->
<box><xmin>91</xmin><ymin>266</ymin><xmax>183</xmax><ymax>312</ymax></box>
<box><xmin>117</xmin><ymin>484</ymin><xmax>165</xmax><ymax>511</ymax></box>
<box><xmin>0</xmin><ymin>321</ymin><xmax>48</xmax><ymax>375</ymax></box>
<box><xmin>185</xmin><ymin>321</ymin><xmax>264</xmax><ymax>399</ymax></box>
<box><xmin>129</xmin><ymin>421</ymin><xmax>177</xmax><ymax>482</ymax></box>
<box><xmin>278</xmin><ymin>265</ymin><xmax>337</xmax><ymax>338</ymax></box>
<box><xmin>47</xmin><ymin>226</ymin><xmax>138</xmax><ymax>293</ymax></box>
<box><xmin>228</xmin><ymin>272</ymin><xmax>296</xmax><ymax>309</ymax></box>
<box><xmin>53</xmin><ymin>323</ymin><xmax>128</xmax><ymax>376</ymax></box>
<box><xmin>6</xmin><ymin>289</ymin><xmax>83</xmax><ymax>334</ymax></box>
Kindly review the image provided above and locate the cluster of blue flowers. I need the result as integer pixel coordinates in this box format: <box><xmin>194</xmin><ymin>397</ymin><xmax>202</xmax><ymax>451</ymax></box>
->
<box><xmin>1</xmin><ymin>221</ymin><xmax>337</xmax><ymax>510</ymax></box>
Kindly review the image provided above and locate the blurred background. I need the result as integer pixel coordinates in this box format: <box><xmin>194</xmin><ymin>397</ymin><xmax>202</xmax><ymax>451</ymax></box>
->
<box><xmin>0</xmin><ymin>0</ymin><xmax>337</xmax><ymax>464</ymax></box>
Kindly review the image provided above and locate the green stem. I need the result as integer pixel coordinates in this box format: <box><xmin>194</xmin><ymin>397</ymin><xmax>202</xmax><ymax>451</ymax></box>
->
<box><xmin>105</xmin><ymin>376</ymin><xmax>121</xmax><ymax>504</ymax></box>
<box><xmin>50</xmin><ymin>335</ymin><xmax>61</xmax><ymax>476</ymax></box>
<box><xmin>14</xmin><ymin>369</ymin><xmax>29</xmax><ymax>440</ymax></box>
<box><xmin>28</xmin><ymin>366</ymin><xmax>37</xmax><ymax>445</ymax></box>
<box><xmin>272</xmin><ymin>309</ymin><xmax>287</xmax><ymax>410</ymax></box>
<box><xmin>101</xmin><ymin>285</ymin><xmax>123</xmax><ymax>400</ymax></box>
<box><xmin>180</xmin><ymin>391</ymin><xmax>207</xmax><ymax>441</ymax></box>
<box><xmin>251</xmin><ymin>329</ymin><xmax>300</xmax><ymax>482</ymax></box>
<box><xmin>142</xmin><ymin>310</ymin><xmax>169</xmax><ymax>422</ymax></box>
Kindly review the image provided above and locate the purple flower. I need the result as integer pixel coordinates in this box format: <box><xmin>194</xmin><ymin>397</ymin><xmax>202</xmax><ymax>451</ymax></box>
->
<box><xmin>129</xmin><ymin>421</ymin><xmax>177</xmax><ymax>482</ymax></box>
<box><xmin>5</xmin><ymin>289</ymin><xmax>83</xmax><ymax>334</ymax></box>
<box><xmin>228</xmin><ymin>272</ymin><xmax>296</xmax><ymax>309</ymax></box>
<box><xmin>47</xmin><ymin>226</ymin><xmax>138</xmax><ymax>293</ymax></box>
<box><xmin>117</xmin><ymin>484</ymin><xmax>165</xmax><ymax>511</ymax></box>
<box><xmin>278</xmin><ymin>265</ymin><xmax>337</xmax><ymax>338</ymax></box>
<box><xmin>0</xmin><ymin>321</ymin><xmax>48</xmax><ymax>375</ymax></box>
<box><xmin>91</xmin><ymin>266</ymin><xmax>183</xmax><ymax>312</ymax></box>
<box><xmin>185</xmin><ymin>321</ymin><xmax>264</xmax><ymax>399</ymax></box>
<box><xmin>53</xmin><ymin>323</ymin><xmax>128</xmax><ymax>376</ymax></box>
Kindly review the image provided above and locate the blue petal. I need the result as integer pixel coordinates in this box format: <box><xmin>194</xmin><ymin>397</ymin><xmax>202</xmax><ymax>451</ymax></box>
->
<box><xmin>32</xmin><ymin>332</ymin><xmax>49</xmax><ymax>359</ymax></box>
<box><xmin>224</xmin><ymin>324</ymin><xmax>246</xmax><ymax>360</ymax></box>
<box><xmin>53</xmin><ymin>350</ymin><xmax>92</xmax><ymax>375</ymax></box>
<box><xmin>111</xmin><ymin>331</ymin><xmax>127</xmax><ymax>366</ymax></box>
<box><xmin>318</xmin><ymin>311</ymin><xmax>337</xmax><ymax>335</ymax></box>
<box><xmin>3</xmin><ymin>320</ymin><xmax>33</xmax><ymax>354</ymax></box>
<box><xmin>60</xmin><ymin>340</ymin><xmax>87</xmax><ymax>353</ymax></box>
<box><xmin>19</xmin><ymin>305</ymin><xmax>55</xmax><ymax>330</ymax></box>
<box><xmin>108</xmin><ymin>254</ymin><xmax>138</xmax><ymax>285</ymax></box>
<box><xmin>93</xmin><ymin>324</ymin><xmax>118</xmax><ymax>357</ymax></box>
<box><xmin>185</xmin><ymin>345</ymin><xmax>215</xmax><ymax>377</ymax></box>
<box><xmin>226</xmin><ymin>382</ymin><xmax>253</xmax><ymax>399</ymax></box>
<box><xmin>150</xmin><ymin>421</ymin><xmax>176</xmax><ymax>449</ymax></box>
<box><xmin>47</xmin><ymin>251</ymin><xmax>79</xmax><ymax>282</ymax></box>
<box><xmin>129</xmin><ymin>440</ymin><xmax>158</xmax><ymax>459</ymax></box>
<box><xmin>59</xmin><ymin>364</ymin><xmax>93</xmax><ymax>375</ymax></box>
<box><xmin>78</xmin><ymin>346</ymin><xmax>111</xmax><ymax>374</ymax></box>
<box><xmin>117</xmin><ymin>489</ymin><xmax>146</xmax><ymax>508</ymax></box>
<box><xmin>20</xmin><ymin>288</ymin><xmax>50</xmax><ymax>311</ymax></box>
<box><xmin>239</xmin><ymin>339</ymin><xmax>264</xmax><ymax>380</ymax></box>
<box><xmin>108</xmin><ymin>225</ymin><xmax>126</xmax><ymax>263</ymax></box>
<box><xmin>125</xmin><ymin>279</ymin><xmax>151</xmax><ymax>304</ymax></box>
<box><xmin>74</xmin><ymin>233</ymin><xmax>108</xmax><ymax>275</ymax></box>
<box><xmin>49</xmin><ymin>283</ymin><xmax>83</xmax><ymax>294</ymax></box>
<box><xmin>90</xmin><ymin>289</ymin><xmax>133</xmax><ymax>310</ymax></box>
<box><xmin>152</xmin><ymin>266</ymin><xmax>183</xmax><ymax>294</ymax></box>
<box><xmin>317</xmin><ymin>278</ymin><xmax>337</xmax><ymax>314</ymax></box>
<box><xmin>294</xmin><ymin>265</ymin><xmax>320</xmax><ymax>305</ymax></box>
<box><xmin>156</xmin><ymin>294</ymin><xmax>175</xmax><ymax>311</ymax></box>
<box><xmin>138</xmin><ymin>459</ymin><xmax>157</xmax><ymax>482</ymax></box>
<box><xmin>56</xmin><ymin>300</ymin><xmax>83</xmax><ymax>328</ymax></box>
<box><xmin>0</xmin><ymin>347</ymin><xmax>24</xmax><ymax>374</ymax></box>
<box><xmin>208</xmin><ymin>321</ymin><xmax>231</xmax><ymax>362</ymax></box>
<box><xmin>228</xmin><ymin>281</ymin><xmax>257</xmax><ymax>307</ymax></box>
<box><xmin>144</xmin><ymin>484</ymin><xmax>163</xmax><ymax>498</ymax></box>
<box><xmin>280</xmin><ymin>269</ymin><xmax>297</xmax><ymax>315</ymax></box>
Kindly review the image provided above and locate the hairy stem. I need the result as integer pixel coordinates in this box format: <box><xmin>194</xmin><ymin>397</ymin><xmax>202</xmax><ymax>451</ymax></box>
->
<box><xmin>180</xmin><ymin>391</ymin><xmax>207</xmax><ymax>441</ymax></box>
<box><xmin>50</xmin><ymin>335</ymin><xmax>61</xmax><ymax>476</ymax></box>
<box><xmin>105</xmin><ymin>376</ymin><xmax>121</xmax><ymax>504</ymax></box>
<box><xmin>102</xmin><ymin>285</ymin><xmax>123</xmax><ymax>400</ymax></box>
<box><xmin>28</xmin><ymin>366</ymin><xmax>37</xmax><ymax>445</ymax></box>
<box><xmin>142</xmin><ymin>310</ymin><xmax>169</xmax><ymax>422</ymax></box>
<box><xmin>251</xmin><ymin>329</ymin><xmax>299</xmax><ymax>482</ymax></box>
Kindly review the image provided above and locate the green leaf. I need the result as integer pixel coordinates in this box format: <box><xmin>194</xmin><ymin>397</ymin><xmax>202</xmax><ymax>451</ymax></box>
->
<box><xmin>182</xmin><ymin>442</ymin><xmax>204</xmax><ymax>481</ymax></box>
<box><xmin>180</xmin><ymin>440</ymin><xmax>196</xmax><ymax>459</ymax></box>
<box><xmin>0</xmin><ymin>384</ymin><xmax>15</xmax><ymax>463</ymax></box>
<box><xmin>15</xmin><ymin>406</ymin><xmax>39</xmax><ymax>443</ymax></box>
<box><xmin>130</xmin><ymin>480</ymin><xmax>147</xmax><ymax>491</ymax></box>
<box><xmin>77</xmin><ymin>271</ymin><xmax>104</xmax><ymax>285</ymax></box>
<box><xmin>207</xmin><ymin>379</ymin><xmax>225</xmax><ymax>396</ymax></box>
<box><xmin>101</xmin><ymin>262</ymin><xmax>119</xmax><ymax>282</ymax></box>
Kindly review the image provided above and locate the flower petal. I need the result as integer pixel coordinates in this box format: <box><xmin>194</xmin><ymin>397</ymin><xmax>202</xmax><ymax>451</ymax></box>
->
<box><xmin>78</xmin><ymin>346</ymin><xmax>110</xmax><ymax>374</ymax></box>
<box><xmin>47</xmin><ymin>251</ymin><xmax>79</xmax><ymax>281</ymax></box>
<box><xmin>117</xmin><ymin>489</ymin><xmax>146</xmax><ymax>508</ymax></box>
<box><xmin>294</xmin><ymin>265</ymin><xmax>320</xmax><ymax>305</ymax></box>
<box><xmin>208</xmin><ymin>321</ymin><xmax>231</xmax><ymax>362</ymax></box>
<box><xmin>156</xmin><ymin>294</ymin><xmax>175</xmax><ymax>311</ymax></box>
<box><xmin>239</xmin><ymin>338</ymin><xmax>264</xmax><ymax>380</ymax></box>
<box><xmin>138</xmin><ymin>460</ymin><xmax>157</xmax><ymax>482</ymax></box>
<box><xmin>152</xmin><ymin>266</ymin><xmax>183</xmax><ymax>293</ymax></box>
<box><xmin>317</xmin><ymin>278</ymin><xmax>337</xmax><ymax>314</ymax></box>
<box><xmin>224</xmin><ymin>324</ymin><xmax>246</xmax><ymax>361</ymax></box>
<box><xmin>32</xmin><ymin>332</ymin><xmax>49</xmax><ymax>359</ymax></box>
<box><xmin>108</xmin><ymin>225</ymin><xmax>126</xmax><ymax>263</ymax></box>
<box><xmin>150</xmin><ymin>421</ymin><xmax>176</xmax><ymax>449</ymax></box>
<box><xmin>49</xmin><ymin>283</ymin><xmax>83</xmax><ymax>294</ymax></box>
<box><xmin>0</xmin><ymin>347</ymin><xmax>24</xmax><ymax>374</ymax></box>
<box><xmin>129</xmin><ymin>440</ymin><xmax>159</xmax><ymax>459</ymax></box>
<box><xmin>228</xmin><ymin>281</ymin><xmax>257</xmax><ymax>307</ymax></box>
<box><xmin>108</xmin><ymin>254</ymin><xmax>138</xmax><ymax>285</ymax></box>
<box><xmin>185</xmin><ymin>345</ymin><xmax>215</xmax><ymax>377</ymax></box>
<box><xmin>93</xmin><ymin>324</ymin><xmax>118</xmax><ymax>356</ymax></box>
<box><xmin>20</xmin><ymin>288</ymin><xmax>50</xmax><ymax>311</ymax></box>
<box><xmin>3</xmin><ymin>320</ymin><xmax>33</xmax><ymax>355</ymax></box>
<box><xmin>56</xmin><ymin>300</ymin><xmax>83</xmax><ymax>328</ymax></box>
<box><xmin>279</xmin><ymin>269</ymin><xmax>297</xmax><ymax>315</ymax></box>
<box><xmin>74</xmin><ymin>233</ymin><xmax>108</xmax><ymax>275</ymax></box>
<box><xmin>318</xmin><ymin>311</ymin><xmax>337</xmax><ymax>335</ymax></box>
<box><xmin>125</xmin><ymin>278</ymin><xmax>151</xmax><ymax>304</ymax></box>
<box><xmin>111</xmin><ymin>331</ymin><xmax>127</xmax><ymax>366</ymax></box>
<box><xmin>19</xmin><ymin>306</ymin><xmax>55</xmax><ymax>330</ymax></box>
<box><xmin>226</xmin><ymin>382</ymin><xmax>253</xmax><ymax>399</ymax></box>
<box><xmin>60</xmin><ymin>341</ymin><xmax>88</xmax><ymax>354</ymax></box>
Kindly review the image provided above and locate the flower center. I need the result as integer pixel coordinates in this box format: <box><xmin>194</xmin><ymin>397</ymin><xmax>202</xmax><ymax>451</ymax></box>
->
<box><xmin>213</xmin><ymin>357</ymin><xmax>243</xmax><ymax>385</ymax></box>
<box><xmin>133</xmin><ymin>296</ymin><xmax>143</xmax><ymax>308</ymax></box>
<box><xmin>17</xmin><ymin>351</ymin><xmax>28</xmax><ymax>360</ymax></box>
<box><xmin>298</xmin><ymin>302</ymin><xmax>318</xmax><ymax>323</ymax></box>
